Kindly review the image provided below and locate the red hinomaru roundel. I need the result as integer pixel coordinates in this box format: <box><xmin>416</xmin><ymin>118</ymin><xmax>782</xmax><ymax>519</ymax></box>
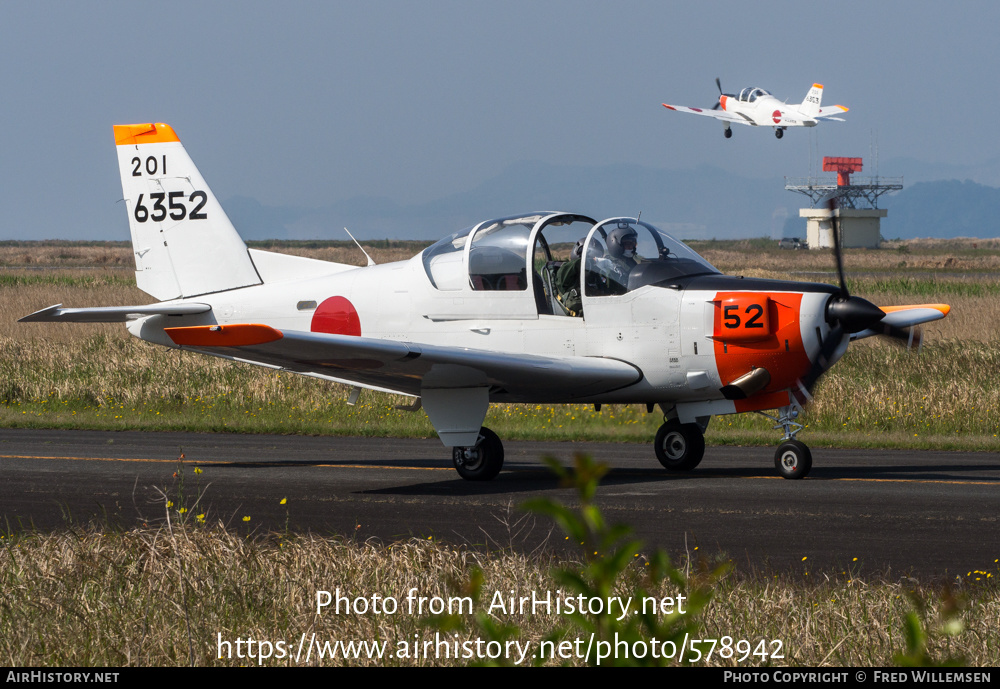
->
<box><xmin>311</xmin><ymin>296</ymin><xmax>361</xmax><ymax>336</ymax></box>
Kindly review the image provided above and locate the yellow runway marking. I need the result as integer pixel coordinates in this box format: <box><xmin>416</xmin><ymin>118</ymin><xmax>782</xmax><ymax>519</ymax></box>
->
<box><xmin>0</xmin><ymin>454</ymin><xmax>452</xmax><ymax>471</ymax></box>
<box><xmin>747</xmin><ymin>475</ymin><xmax>999</xmax><ymax>486</ymax></box>
<box><xmin>1</xmin><ymin>454</ymin><xmax>996</xmax><ymax>482</ymax></box>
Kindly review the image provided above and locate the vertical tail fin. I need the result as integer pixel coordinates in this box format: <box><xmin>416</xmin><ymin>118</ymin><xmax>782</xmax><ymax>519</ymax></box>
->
<box><xmin>800</xmin><ymin>84</ymin><xmax>823</xmax><ymax>118</ymax></box>
<box><xmin>114</xmin><ymin>123</ymin><xmax>261</xmax><ymax>300</ymax></box>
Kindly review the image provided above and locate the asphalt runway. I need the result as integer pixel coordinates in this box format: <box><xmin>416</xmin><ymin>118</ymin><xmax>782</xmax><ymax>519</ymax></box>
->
<box><xmin>2</xmin><ymin>428</ymin><xmax>998</xmax><ymax>578</ymax></box>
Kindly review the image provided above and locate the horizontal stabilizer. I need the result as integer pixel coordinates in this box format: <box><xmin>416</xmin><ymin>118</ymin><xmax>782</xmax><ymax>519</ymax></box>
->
<box><xmin>19</xmin><ymin>302</ymin><xmax>212</xmax><ymax>323</ymax></box>
<box><xmin>816</xmin><ymin>105</ymin><xmax>848</xmax><ymax>121</ymax></box>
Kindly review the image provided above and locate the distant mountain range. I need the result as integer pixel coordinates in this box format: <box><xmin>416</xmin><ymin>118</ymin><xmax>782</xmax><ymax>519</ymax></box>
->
<box><xmin>224</xmin><ymin>157</ymin><xmax>1000</xmax><ymax>242</ymax></box>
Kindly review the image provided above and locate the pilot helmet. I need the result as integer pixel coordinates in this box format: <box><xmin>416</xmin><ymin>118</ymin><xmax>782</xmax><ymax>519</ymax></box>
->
<box><xmin>607</xmin><ymin>226</ymin><xmax>638</xmax><ymax>259</ymax></box>
<box><xmin>572</xmin><ymin>238</ymin><xmax>605</xmax><ymax>260</ymax></box>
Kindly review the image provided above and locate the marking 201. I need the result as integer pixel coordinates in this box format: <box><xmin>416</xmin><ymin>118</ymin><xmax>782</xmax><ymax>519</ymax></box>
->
<box><xmin>133</xmin><ymin>192</ymin><xmax>208</xmax><ymax>223</ymax></box>
<box><xmin>131</xmin><ymin>156</ymin><xmax>168</xmax><ymax>177</ymax></box>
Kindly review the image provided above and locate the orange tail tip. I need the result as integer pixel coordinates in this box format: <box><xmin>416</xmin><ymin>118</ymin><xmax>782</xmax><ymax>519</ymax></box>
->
<box><xmin>165</xmin><ymin>324</ymin><xmax>283</xmax><ymax>347</ymax></box>
<box><xmin>113</xmin><ymin>122</ymin><xmax>180</xmax><ymax>146</ymax></box>
<box><xmin>880</xmin><ymin>304</ymin><xmax>951</xmax><ymax>316</ymax></box>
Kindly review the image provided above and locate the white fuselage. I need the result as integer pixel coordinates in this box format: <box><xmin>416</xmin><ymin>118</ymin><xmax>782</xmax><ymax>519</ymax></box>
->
<box><xmin>130</xmin><ymin>249</ymin><xmax>838</xmax><ymax>421</ymax></box>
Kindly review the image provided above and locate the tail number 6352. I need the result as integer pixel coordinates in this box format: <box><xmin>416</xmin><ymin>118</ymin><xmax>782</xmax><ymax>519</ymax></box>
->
<box><xmin>133</xmin><ymin>192</ymin><xmax>208</xmax><ymax>223</ymax></box>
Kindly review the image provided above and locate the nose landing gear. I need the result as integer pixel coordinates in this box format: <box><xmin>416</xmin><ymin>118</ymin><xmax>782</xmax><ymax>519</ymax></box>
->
<box><xmin>774</xmin><ymin>440</ymin><xmax>812</xmax><ymax>479</ymax></box>
<box><xmin>757</xmin><ymin>404</ymin><xmax>812</xmax><ymax>479</ymax></box>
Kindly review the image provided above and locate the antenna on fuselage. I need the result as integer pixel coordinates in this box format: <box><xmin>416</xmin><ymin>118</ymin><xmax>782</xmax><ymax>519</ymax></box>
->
<box><xmin>344</xmin><ymin>227</ymin><xmax>376</xmax><ymax>266</ymax></box>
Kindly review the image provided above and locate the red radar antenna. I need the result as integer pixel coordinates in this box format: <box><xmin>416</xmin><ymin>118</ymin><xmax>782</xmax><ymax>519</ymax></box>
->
<box><xmin>822</xmin><ymin>156</ymin><xmax>863</xmax><ymax>187</ymax></box>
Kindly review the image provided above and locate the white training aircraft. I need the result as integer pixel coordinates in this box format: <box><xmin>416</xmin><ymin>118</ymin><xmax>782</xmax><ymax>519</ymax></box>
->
<box><xmin>22</xmin><ymin>123</ymin><xmax>948</xmax><ymax>481</ymax></box>
<box><xmin>663</xmin><ymin>79</ymin><xmax>848</xmax><ymax>138</ymax></box>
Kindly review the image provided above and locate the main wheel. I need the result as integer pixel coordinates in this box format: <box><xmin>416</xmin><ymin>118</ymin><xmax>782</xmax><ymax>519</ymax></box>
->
<box><xmin>775</xmin><ymin>128</ymin><xmax>784</xmax><ymax>139</ymax></box>
<box><xmin>724</xmin><ymin>128</ymin><xmax>733</xmax><ymax>139</ymax></box>
<box><xmin>654</xmin><ymin>421</ymin><xmax>705</xmax><ymax>471</ymax></box>
<box><xmin>774</xmin><ymin>440</ymin><xmax>811</xmax><ymax>479</ymax></box>
<box><xmin>452</xmin><ymin>427</ymin><xmax>504</xmax><ymax>481</ymax></box>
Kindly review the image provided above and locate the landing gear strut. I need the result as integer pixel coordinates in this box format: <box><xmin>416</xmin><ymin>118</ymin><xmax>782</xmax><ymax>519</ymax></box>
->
<box><xmin>654</xmin><ymin>420</ymin><xmax>705</xmax><ymax>471</ymax></box>
<box><xmin>757</xmin><ymin>404</ymin><xmax>812</xmax><ymax>479</ymax></box>
<box><xmin>452</xmin><ymin>426</ymin><xmax>504</xmax><ymax>481</ymax></box>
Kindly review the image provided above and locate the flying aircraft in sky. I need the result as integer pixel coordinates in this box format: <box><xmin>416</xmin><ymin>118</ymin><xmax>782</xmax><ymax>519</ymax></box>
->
<box><xmin>22</xmin><ymin>123</ymin><xmax>947</xmax><ymax>481</ymax></box>
<box><xmin>663</xmin><ymin>79</ymin><xmax>849</xmax><ymax>138</ymax></box>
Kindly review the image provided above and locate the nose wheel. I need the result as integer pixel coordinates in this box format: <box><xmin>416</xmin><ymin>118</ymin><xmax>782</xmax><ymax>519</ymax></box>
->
<box><xmin>654</xmin><ymin>420</ymin><xmax>705</xmax><ymax>471</ymax></box>
<box><xmin>452</xmin><ymin>427</ymin><xmax>504</xmax><ymax>481</ymax></box>
<box><xmin>757</xmin><ymin>404</ymin><xmax>812</xmax><ymax>479</ymax></box>
<box><xmin>774</xmin><ymin>440</ymin><xmax>811</xmax><ymax>479</ymax></box>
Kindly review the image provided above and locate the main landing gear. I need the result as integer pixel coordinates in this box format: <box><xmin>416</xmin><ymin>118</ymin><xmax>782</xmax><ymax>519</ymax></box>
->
<box><xmin>775</xmin><ymin>127</ymin><xmax>784</xmax><ymax>139</ymax></box>
<box><xmin>452</xmin><ymin>427</ymin><xmax>504</xmax><ymax>481</ymax></box>
<box><xmin>723</xmin><ymin>127</ymin><xmax>733</xmax><ymax>139</ymax></box>
<box><xmin>654</xmin><ymin>420</ymin><xmax>705</xmax><ymax>471</ymax></box>
<box><xmin>652</xmin><ymin>404</ymin><xmax>813</xmax><ymax>479</ymax></box>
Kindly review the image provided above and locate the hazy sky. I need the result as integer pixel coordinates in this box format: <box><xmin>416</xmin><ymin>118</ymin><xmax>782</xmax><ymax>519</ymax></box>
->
<box><xmin>2</xmin><ymin>1</ymin><xmax>997</xmax><ymax>239</ymax></box>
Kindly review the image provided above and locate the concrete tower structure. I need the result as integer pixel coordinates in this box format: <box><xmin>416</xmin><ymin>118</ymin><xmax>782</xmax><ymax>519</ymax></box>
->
<box><xmin>785</xmin><ymin>157</ymin><xmax>902</xmax><ymax>249</ymax></box>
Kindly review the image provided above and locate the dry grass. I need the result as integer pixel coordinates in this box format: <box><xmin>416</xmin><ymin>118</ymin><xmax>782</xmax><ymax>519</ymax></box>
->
<box><xmin>0</xmin><ymin>522</ymin><xmax>995</xmax><ymax>666</ymax></box>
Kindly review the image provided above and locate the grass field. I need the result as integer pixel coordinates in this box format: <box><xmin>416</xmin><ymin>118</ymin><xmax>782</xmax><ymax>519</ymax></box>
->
<box><xmin>2</xmin><ymin>522</ymin><xmax>996</xmax><ymax>666</ymax></box>
<box><xmin>2</xmin><ymin>240</ymin><xmax>998</xmax><ymax>666</ymax></box>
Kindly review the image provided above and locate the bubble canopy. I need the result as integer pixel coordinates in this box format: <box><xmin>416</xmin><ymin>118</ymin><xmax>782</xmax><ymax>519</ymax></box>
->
<box><xmin>421</xmin><ymin>212</ymin><xmax>718</xmax><ymax>296</ymax></box>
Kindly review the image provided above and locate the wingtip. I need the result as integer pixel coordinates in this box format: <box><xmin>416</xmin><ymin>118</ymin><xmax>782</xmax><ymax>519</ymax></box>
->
<box><xmin>879</xmin><ymin>303</ymin><xmax>951</xmax><ymax>317</ymax></box>
<box><xmin>18</xmin><ymin>304</ymin><xmax>63</xmax><ymax>322</ymax></box>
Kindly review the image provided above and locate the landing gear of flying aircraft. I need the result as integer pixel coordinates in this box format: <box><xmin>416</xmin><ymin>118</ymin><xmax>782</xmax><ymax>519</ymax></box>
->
<box><xmin>774</xmin><ymin>440</ymin><xmax>812</xmax><ymax>480</ymax></box>
<box><xmin>723</xmin><ymin>127</ymin><xmax>733</xmax><ymax>139</ymax></box>
<box><xmin>452</xmin><ymin>427</ymin><xmax>504</xmax><ymax>481</ymax></box>
<box><xmin>775</xmin><ymin>127</ymin><xmax>784</xmax><ymax>139</ymax></box>
<box><xmin>654</xmin><ymin>420</ymin><xmax>705</xmax><ymax>471</ymax></box>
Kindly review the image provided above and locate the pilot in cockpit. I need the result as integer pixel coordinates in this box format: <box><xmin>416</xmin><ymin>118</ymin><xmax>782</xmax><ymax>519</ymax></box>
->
<box><xmin>601</xmin><ymin>225</ymin><xmax>638</xmax><ymax>294</ymax></box>
<box><xmin>556</xmin><ymin>237</ymin><xmax>603</xmax><ymax>316</ymax></box>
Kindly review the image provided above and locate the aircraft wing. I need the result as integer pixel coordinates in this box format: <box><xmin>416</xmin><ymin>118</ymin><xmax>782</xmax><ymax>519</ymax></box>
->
<box><xmin>851</xmin><ymin>304</ymin><xmax>950</xmax><ymax>340</ymax></box>
<box><xmin>19</xmin><ymin>302</ymin><xmax>212</xmax><ymax>323</ymax></box>
<box><xmin>662</xmin><ymin>104</ymin><xmax>752</xmax><ymax>125</ymax></box>
<box><xmin>164</xmin><ymin>324</ymin><xmax>644</xmax><ymax>401</ymax></box>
